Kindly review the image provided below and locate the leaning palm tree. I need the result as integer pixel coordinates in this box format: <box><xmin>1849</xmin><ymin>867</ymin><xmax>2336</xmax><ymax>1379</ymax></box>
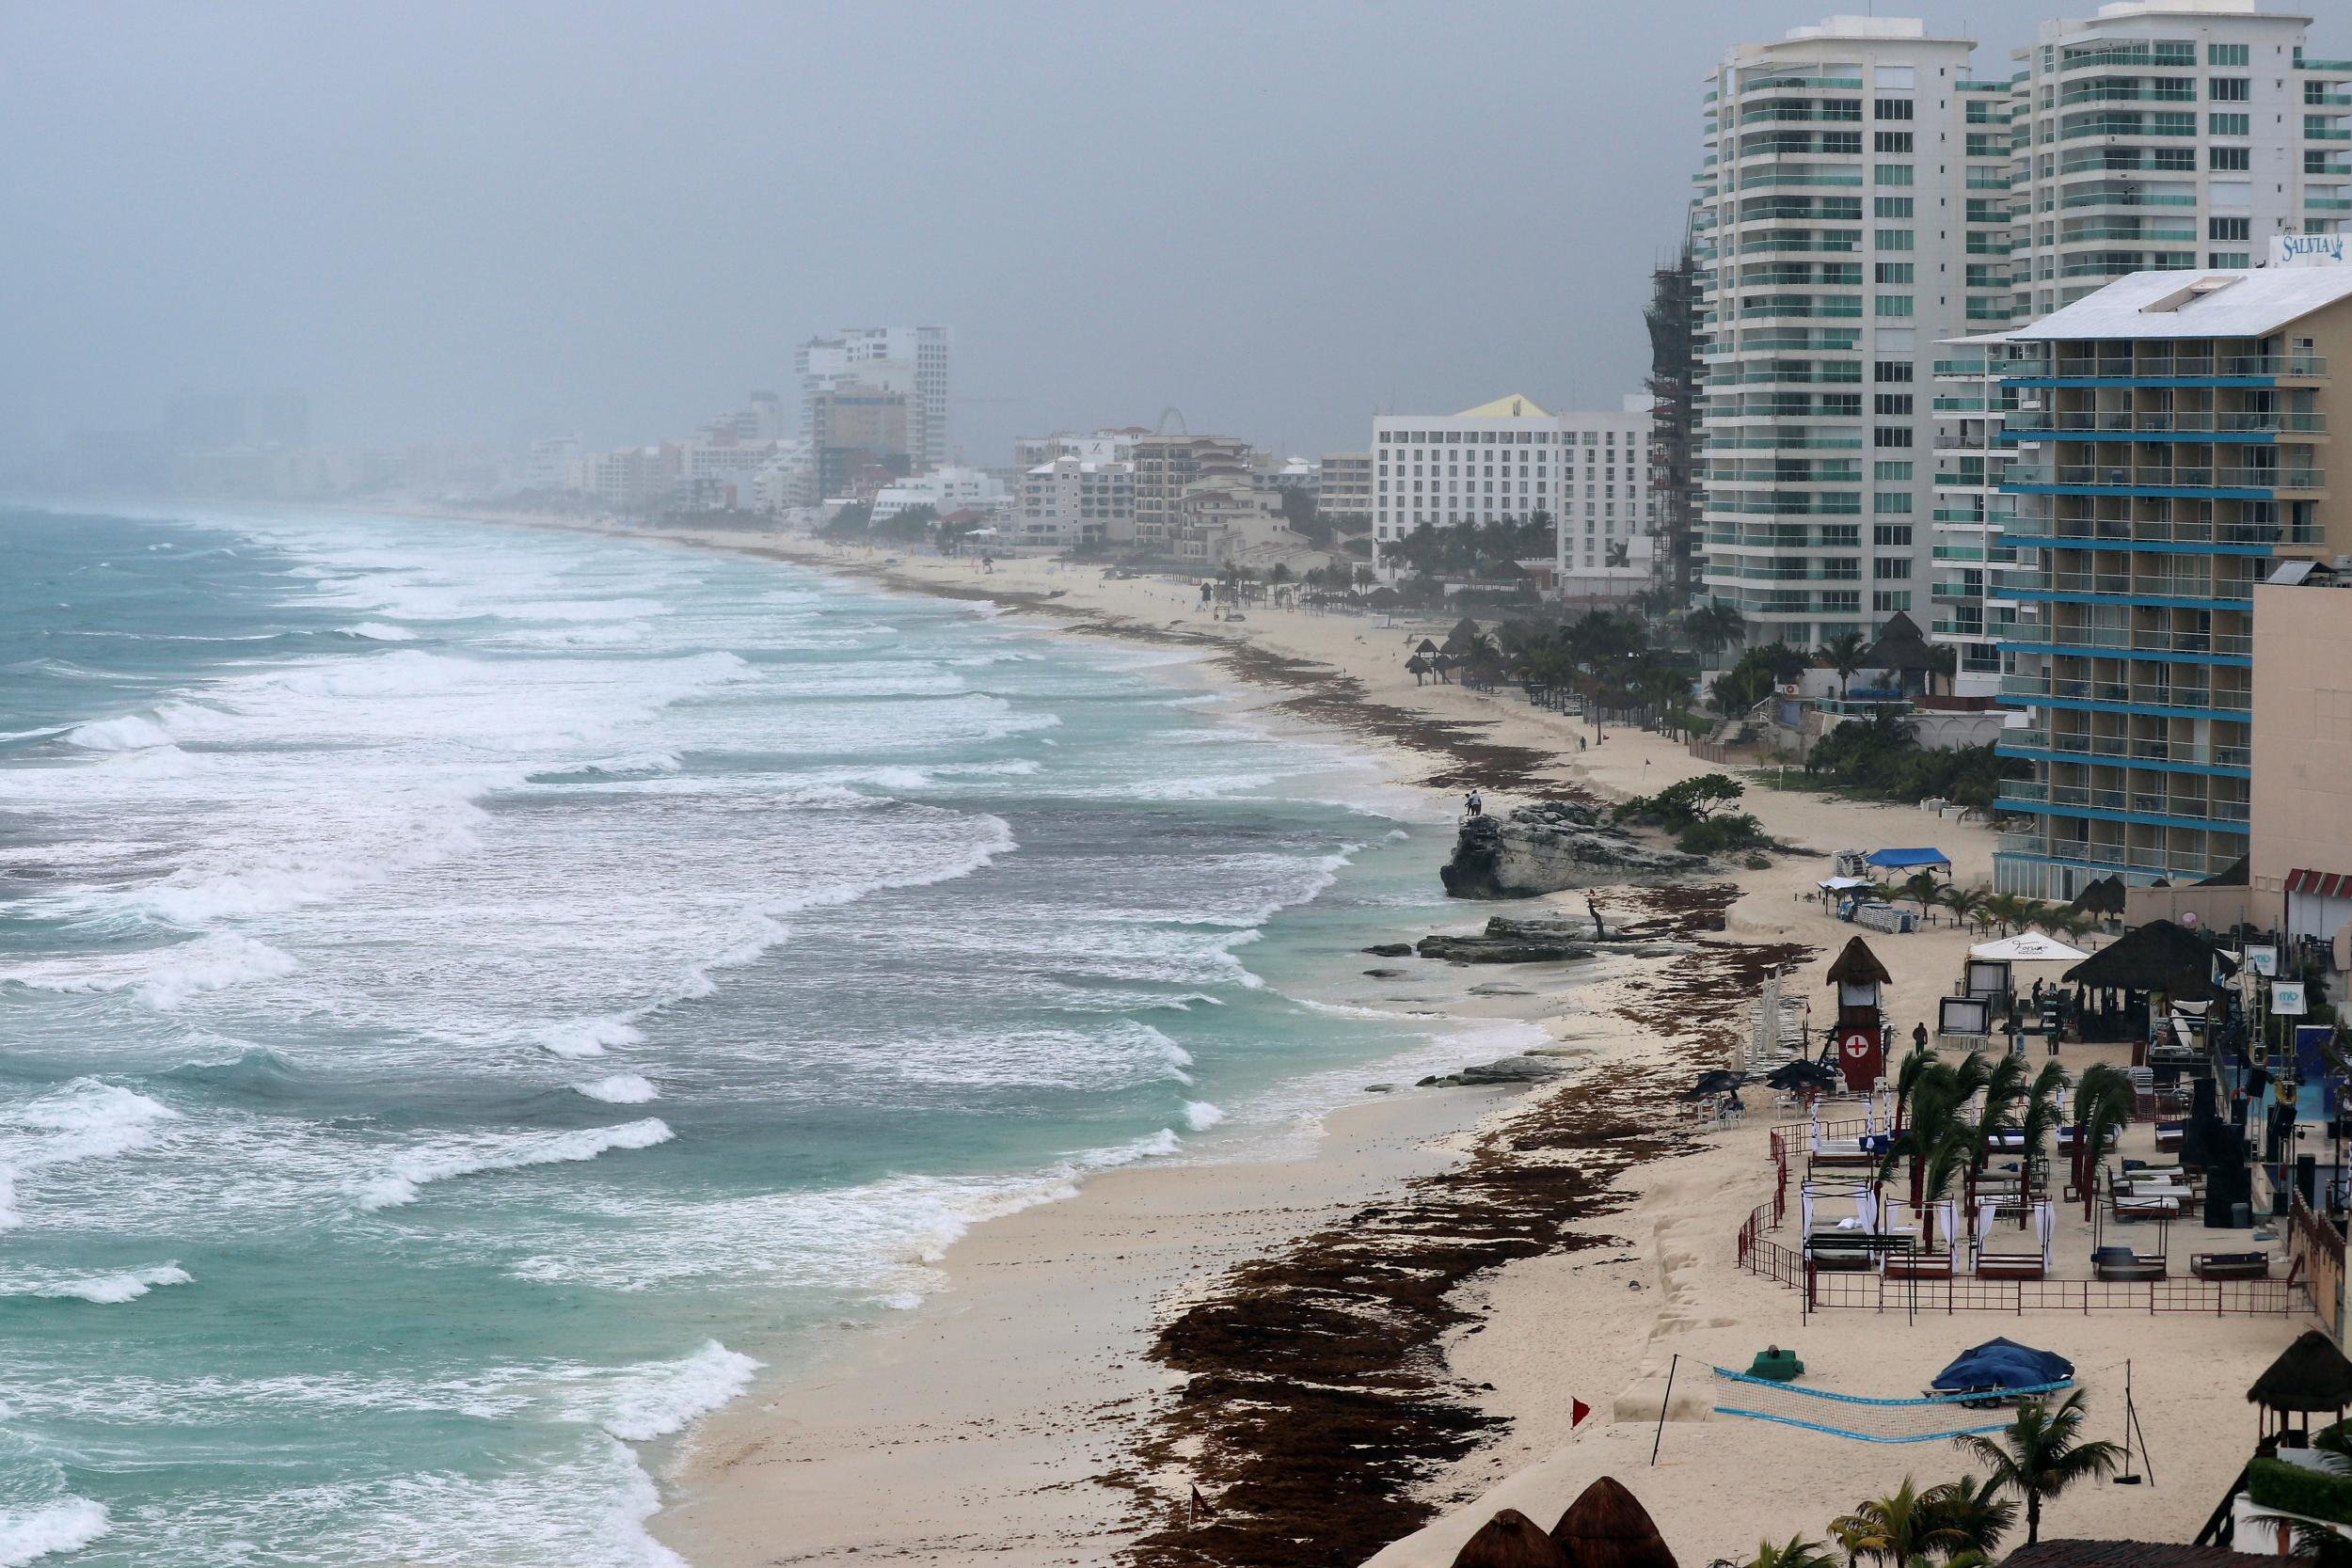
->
<box><xmin>1831</xmin><ymin>1477</ymin><xmax>1968</xmax><ymax>1565</ymax></box>
<box><xmin>2017</xmin><ymin>1061</ymin><xmax>2072</xmax><ymax>1200</ymax></box>
<box><xmin>1952</xmin><ymin>1389</ymin><xmax>2124</xmax><ymax>1546</ymax></box>
<box><xmin>1923</xmin><ymin>1472</ymin><xmax>2018</xmax><ymax>1560</ymax></box>
<box><xmin>1744</xmin><ymin>1534</ymin><xmax>1839</xmax><ymax>1568</ymax></box>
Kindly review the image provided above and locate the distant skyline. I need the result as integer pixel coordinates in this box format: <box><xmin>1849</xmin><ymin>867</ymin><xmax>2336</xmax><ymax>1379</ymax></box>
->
<box><xmin>4</xmin><ymin>0</ymin><xmax>2344</xmax><ymax>463</ymax></box>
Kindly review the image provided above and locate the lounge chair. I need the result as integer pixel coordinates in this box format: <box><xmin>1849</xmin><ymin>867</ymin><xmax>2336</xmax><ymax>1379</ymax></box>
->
<box><xmin>1883</xmin><ymin>1252</ymin><xmax>1955</xmax><ymax>1280</ymax></box>
<box><xmin>2191</xmin><ymin>1251</ymin><xmax>2272</xmax><ymax>1280</ymax></box>
<box><xmin>2091</xmin><ymin>1244</ymin><xmax>2167</xmax><ymax>1281</ymax></box>
<box><xmin>1978</xmin><ymin>1253</ymin><xmax>2046</xmax><ymax>1280</ymax></box>
<box><xmin>2109</xmin><ymin>1190</ymin><xmax>2183</xmax><ymax>1222</ymax></box>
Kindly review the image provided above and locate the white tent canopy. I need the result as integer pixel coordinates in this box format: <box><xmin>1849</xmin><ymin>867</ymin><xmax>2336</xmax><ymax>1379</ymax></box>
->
<box><xmin>1968</xmin><ymin>932</ymin><xmax>2090</xmax><ymax>963</ymax></box>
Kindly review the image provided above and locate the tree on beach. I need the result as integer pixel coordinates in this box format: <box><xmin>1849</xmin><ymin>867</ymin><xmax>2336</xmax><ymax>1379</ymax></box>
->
<box><xmin>1741</xmin><ymin>1535</ymin><xmax>1838</xmax><ymax>1568</ymax></box>
<box><xmin>1901</xmin><ymin>870</ymin><xmax>1943</xmax><ymax>921</ymax></box>
<box><xmin>2069</xmin><ymin>1064</ymin><xmax>2137</xmax><ymax>1219</ymax></box>
<box><xmin>1830</xmin><ymin>1478</ymin><xmax>1968</xmax><ymax>1565</ymax></box>
<box><xmin>1685</xmin><ymin>599</ymin><xmax>1747</xmax><ymax>660</ymax></box>
<box><xmin>1817</xmin><ymin>628</ymin><xmax>1870</xmax><ymax>701</ymax></box>
<box><xmin>1951</xmin><ymin>1389</ymin><xmax>2123</xmax><ymax>1546</ymax></box>
<box><xmin>1921</xmin><ymin>1474</ymin><xmax>2017</xmax><ymax>1560</ymax></box>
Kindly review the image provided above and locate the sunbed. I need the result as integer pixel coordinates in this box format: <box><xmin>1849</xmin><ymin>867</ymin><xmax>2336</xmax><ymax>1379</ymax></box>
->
<box><xmin>2190</xmin><ymin>1251</ymin><xmax>2272</xmax><ymax>1280</ymax></box>
<box><xmin>2091</xmin><ymin>1244</ymin><xmax>2166</xmax><ymax>1281</ymax></box>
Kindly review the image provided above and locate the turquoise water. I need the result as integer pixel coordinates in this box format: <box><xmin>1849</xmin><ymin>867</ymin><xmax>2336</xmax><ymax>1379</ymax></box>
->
<box><xmin>0</xmin><ymin>506</ymin><xmax>1514</xmax><ymax>1566</ymax></box>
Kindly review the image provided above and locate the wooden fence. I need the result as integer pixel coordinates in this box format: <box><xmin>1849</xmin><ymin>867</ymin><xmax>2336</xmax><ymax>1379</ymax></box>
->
<box><xmin>2291</xmin><ymin>1186</ymin><xmax>2347</xmax><ymax>1341</ymax></box>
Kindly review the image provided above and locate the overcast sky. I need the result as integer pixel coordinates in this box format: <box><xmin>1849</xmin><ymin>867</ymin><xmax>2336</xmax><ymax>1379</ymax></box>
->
<box><xmin>3</xmin><ymin>1</ymin><xmax>2341</xmax><ymax>463</ymax></box>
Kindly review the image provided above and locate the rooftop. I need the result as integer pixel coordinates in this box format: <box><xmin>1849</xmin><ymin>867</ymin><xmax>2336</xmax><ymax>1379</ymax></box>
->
<box><xmin>2007</xmin><ymin>268</ymin><xmax>2352</xmax><ymax>342</ymax></box>
<box><xmin>1454</xmin><ymin>393</ymin><xmax>1553</xmax><ymax>420</ymax></box>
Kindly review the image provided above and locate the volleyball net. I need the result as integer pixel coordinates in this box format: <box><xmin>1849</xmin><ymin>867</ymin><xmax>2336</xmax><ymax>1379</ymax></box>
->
<box><xmin>1709</xmin><ymin>1368</ymin><xmax>2073</xmax><ymax>1444</ymax></box>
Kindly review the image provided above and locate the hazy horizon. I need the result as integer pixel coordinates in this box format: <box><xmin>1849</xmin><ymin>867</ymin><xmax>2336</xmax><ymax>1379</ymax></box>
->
<box><xmin>5</xmin><ymin>0</ymin><xmax>2340</xmax><ymax>464</ymax></box>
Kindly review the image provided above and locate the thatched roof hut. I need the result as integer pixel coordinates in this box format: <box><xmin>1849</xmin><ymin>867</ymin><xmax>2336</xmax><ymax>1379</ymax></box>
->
<box><xmin>1826</xmin><ymin>935</ymin><xmax>1892</xmax><ymax>988</ymax></box>
<box><xmin>1864</xmin><ymin>610</ymin><xmax>1941</xmax><ymax>673</ymax></box>
<box><xmin>1451</xmin><ymin>1508</ymin><xmax>1569</xmax><ymax>1568</ymax></box>
<box><xmin>2066</xmin><ymin>875</ymin><xmax>2128</xmax><ymax>918</ymax></box>
<box><xmin>2062</xmin><ymin>918</ymin><xmax>2233</xmax><ymax>1001</ymax></box>
<box><xmin>2249</xmin><ymin>1329</ymin><xmax>2352</xmax><ymax>1439</ymax></box>
<box><xmin>1549</xmin><ymin>1477</ymin><xmax>1677</xmax><ymax>1568</ymax></box>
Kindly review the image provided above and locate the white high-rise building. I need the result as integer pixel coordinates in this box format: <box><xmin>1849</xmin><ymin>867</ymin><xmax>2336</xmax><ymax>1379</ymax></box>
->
<box><xmin>2009</xmin><ymin>1</ymin><xmax>2351</xmax><ymax>321</ymax></box>
<box><xmin>870</xmin><ymin>465</ymin><xmax>1008</xmax><ymax>523</ymax></box>
<box><xmin>1371</xmin><ymin>396</ymin><xmax>1654</xmax><ymax>588</ymax></box>
<box><xmin>795</xmin><ymin>326</ymin><xmax>951</xmax><ymax>471</ymax></box>
<box><xmin>1018</xmin><ymin>456</ymin><xmax>1134</xmax><ymax>547</ymax></box>
<box><xmin>1692</xmin><ymin>16</ymin><xmax>2010</xmax><ymax>650</ymax></box>
<box><xmin>1923</xmin><ymin>2</ymin><xmax>2350</xmax><ymax>690</ymax></box>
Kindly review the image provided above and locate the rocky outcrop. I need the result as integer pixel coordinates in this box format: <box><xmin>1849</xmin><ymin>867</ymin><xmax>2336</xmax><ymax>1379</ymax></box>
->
<box><xmin>1438</xmin><ymin>802</ymin><xmax>1711</xmax><ymax>899</ymax></box>
<box><xmin>1417</xmin><ymin>1055</ymin><xmax>1572</xmax><ymax>1087</ymax></box>
<box><xmin>1411</xmin><ymin>914</ymin><xmax>1700</xmax><ymax>965</ymax></box>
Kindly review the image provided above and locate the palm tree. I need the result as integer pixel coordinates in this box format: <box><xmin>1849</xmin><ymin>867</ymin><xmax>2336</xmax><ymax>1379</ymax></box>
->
<box><xmin>1923</xmin><ymin>1473</ymin><xmax>2018</xmax><ymax>1560</ymax></box>
<box><xmin>2070</xmin><ymin>1062</ymin><xmax>2136</xmax><ymax>1219</ymax></box>
<box><xmin>1902</xmin><ymin>870</ymin><xmax>1944</xmax><ymax>921</ymax></box>
<box><xmin>1953</xmin><ymin>1389</ymin><xmax>2124</xmax><ymax>1546</ymax></box>
<box><xmin>1745</xmin><ymin>1535</ymin><xmax>1839</xmax><ymax>1568</ymax></box>
<box><xmin>1818</xmin><ymin>628</ymin><xmax>1870</xmax><ymax>701</ymax></box>
<box><xmin>1831</xmin><ymin>1478</ymin><xmax>1968</xmax><ymax>1565</ymax></box>
<box><xmin>2017</xmin><ymin>1061</ymin><xmax>2071</xmax><ymax>1200</ymax></box>
<box><xmin>1983</xmin><ymin>892</ymin><xmax>2032</xmax><ymax>936</ymax></box>
<box><xmin>1688</xmin><ymin>599</ymin><xmax>1747</xmax><ymax>661</ymax></box>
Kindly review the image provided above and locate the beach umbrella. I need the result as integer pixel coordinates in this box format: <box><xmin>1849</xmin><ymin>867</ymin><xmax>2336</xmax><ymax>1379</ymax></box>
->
<box><xmin>1549</xmin><ymin>1476</ymin><xmax>1678</xmax><ymax>1568</ymax></box>
<box><xmin>2249</xmin><ymin>1329</ymin><xmax>2352</xmax><ymax>1438</ymax></box>
<box><xmin>1682</xmin><ymin>1069</ymin><xmax>1744</xmax><ymax>1100</ymax></box>
<box><xmin>1766</xmin><ymin>1061</ymin><xmax>1839</xmax><ymax>1090</ymax></box>
<box><xmin>1450</xmin><ymin>1509</ymin><xmax>1569</xmax><ymax>1568</ymax></box>
<box><xmin>1368</xmin><ymin>587</ymin><xmax>1401</xmax><ymax>608</ymax></box>
<box><xmin>1418</xmin><ymin>638</ymin><xmax>1440</xmax><ymax>655</ymax></box>
<box><xmin>1930</xmin><ymin>1337</ymin><xmax>2074</xmax><ymax>1394</ymax></box>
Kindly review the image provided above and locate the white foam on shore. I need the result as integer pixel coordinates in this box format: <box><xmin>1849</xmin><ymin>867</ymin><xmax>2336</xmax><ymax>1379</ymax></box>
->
<box><xmin>0</xmin><ymin>1497</ymin><xmax>110</xmax><ymax>1566</ymax></box>
<box><xmin>572</xmin><ymin>1340</ymin><xmax>762</xmax><ymax>1443</ymax></box>
<box><xmin>356</xmin><ymin>1118</ymin><xmax>674</xmax><ymax>1212</ymax></box>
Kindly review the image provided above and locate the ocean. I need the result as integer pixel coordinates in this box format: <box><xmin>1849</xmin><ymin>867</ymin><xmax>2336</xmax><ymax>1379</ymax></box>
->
<box><xmin>0</xmin><ymin>505</ymin><xmax>1518</xmax><ymax>1567</ymax></box>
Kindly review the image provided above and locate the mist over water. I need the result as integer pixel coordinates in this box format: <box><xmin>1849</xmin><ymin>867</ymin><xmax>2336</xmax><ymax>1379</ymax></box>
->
<box><xmin>0</xmin><ymin>506</ymin><xmax>1500</xmax><ymax>1565</ymax></box>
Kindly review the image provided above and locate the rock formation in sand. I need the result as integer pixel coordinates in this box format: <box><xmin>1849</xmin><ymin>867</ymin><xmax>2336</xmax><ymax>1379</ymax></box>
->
<box><xmin>1439</xmin><ymin>802</ymin><xmax>1711</xmax><ymax>900</ymax></box>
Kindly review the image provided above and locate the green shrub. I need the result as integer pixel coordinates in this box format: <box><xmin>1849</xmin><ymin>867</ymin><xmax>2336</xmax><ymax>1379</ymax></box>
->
<box><xmin>1676</xmin><ymin>813</ymin><xmax>1769</xmax><ymax>856</ymax></box>
<box><xmin>2248</xmin><ymin>1457</ymin><xmax>2352</xmax><ymax>1526</ymax></box>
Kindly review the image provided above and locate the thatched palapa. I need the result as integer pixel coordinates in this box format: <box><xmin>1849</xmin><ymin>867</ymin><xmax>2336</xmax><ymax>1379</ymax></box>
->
<box><xmin>1825</xmin><ymin>935</ymin><xmax>1892</xmax><ymax>988</ymax></box>
<box><xmin>1549</xmin><ymin>1476</ymin><xmax>1678</xmax><ymax>1568</ymax></box>
<box><xmin>2248</xmin><ymin>1328</ymin><xmax>2352</xmax><ymax>1416</ymax></box>
<box><xmin>1450</xmin><ymin>1508</ymin><xmax>1569</xmax><ymax>1568</ymax></box>
<box><xmin>2061</xmin><ymin>918</ymin><xmax>2233</xmax><ymax>1001</ymax></box>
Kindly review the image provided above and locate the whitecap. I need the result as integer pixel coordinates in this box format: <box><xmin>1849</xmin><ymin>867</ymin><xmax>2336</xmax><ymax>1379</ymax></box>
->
<box><xmin>0</xmin><ymin>1497</ymin><xmax>110</xmax><ymax>1565</ymax></box>
<box><xmin>1183</xmin><ymin>1101</ymin><xmax>1226</xmax><ymax>1132</ymax></box>
<box><xmin>533</xmin><ymin>1018</ymin><xmax>644</xmax><ymax>1059</ymax></box>
<box><xmin>63</xmin><ymin>714</ymin><xmax>175</xmax><ymax>751</ymax></box>
<box><xmin>341</xmin><ymin>623</ymin><xmax>418</xmax><ymax>641</ymax></box>
<box><xmin>356</xmin><ymin>1118</ymin><xmax>673</xmax><ymax>1212</ymax></box>
<box><xmin>573</xmin><ymin>1075</ymin><xmax>659</xmax><ymax>1105</ymax></box>
<box><xmin>0</xmin><ymin>1263</ymin><xmax>191</xmax><ymax>1305</ymax></box>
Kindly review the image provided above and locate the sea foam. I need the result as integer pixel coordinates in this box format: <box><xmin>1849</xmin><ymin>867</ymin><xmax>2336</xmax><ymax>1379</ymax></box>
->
<box><xmin>573</xmin><ymin>1075</ymin><xmax>659</xmax><ymax>1105</ymax></box>
<box><xmin>357</xmin><ymin>1118</ymin><xmax>674</xmax><ymax>1212</ymax></box>
<box><xmin>0</xmin><ymin>1497</ymin><xmax>110</xmax><ymax>1566</ymax></box>
<box><xmin>0</xmin><ymin>1262</ymin><xmax>191</xmax><ymax>1305</ymax></box>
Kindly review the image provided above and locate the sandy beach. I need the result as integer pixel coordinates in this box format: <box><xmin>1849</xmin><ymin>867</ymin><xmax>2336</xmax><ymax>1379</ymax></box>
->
<box><xmin>432</xmin><ymin>516</ymin><xmax>2312</xmax><ymax>1567</ymax></box>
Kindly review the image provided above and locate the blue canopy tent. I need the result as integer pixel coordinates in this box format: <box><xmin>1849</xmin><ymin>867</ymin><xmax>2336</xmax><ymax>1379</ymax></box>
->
<box><xmin>1931</xmin><ymin>1338</ymin><xmax>2074</xmax><ymax>1395</ymax></box>
<box><xmin>1867</xmin><ymin>847</ymin><xmax>1951</xmax><ymax>874</ymax></box>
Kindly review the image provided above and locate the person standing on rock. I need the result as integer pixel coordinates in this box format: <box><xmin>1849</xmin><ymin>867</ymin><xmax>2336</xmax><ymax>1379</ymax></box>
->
<box><xmin>1464</xmin><ymin>789</ymin><xmax>1484</xmax><ymax>818</ymax></box>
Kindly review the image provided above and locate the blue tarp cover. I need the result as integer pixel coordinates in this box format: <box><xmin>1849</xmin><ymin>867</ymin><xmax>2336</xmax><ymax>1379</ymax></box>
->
<box><xmin>1867</xmin><ymin>847</ymin><xmax>1951</xmax><ymax>869</ymax></box>
<box><xmin>1930</xmin><ymin>1338</ymin><xmax>2074</xmax><ymax>1392</ymax></box>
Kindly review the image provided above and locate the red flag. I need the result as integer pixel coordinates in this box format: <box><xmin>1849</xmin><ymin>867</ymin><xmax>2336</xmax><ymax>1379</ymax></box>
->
<box><xmin>1571</xmin><ymin>1399</ymin><xmax>1591</xmax><ymax>1429</ymax></box>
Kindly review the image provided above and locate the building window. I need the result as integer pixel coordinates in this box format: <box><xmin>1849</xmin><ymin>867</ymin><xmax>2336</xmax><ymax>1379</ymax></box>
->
<box><xmin>2212</xmin><ymin>146</ymin><xmax>2251</xmax><ymax>170</ymax></box>
<box><xmin>1876</xmin><ymin>229</ymin><xmax>1915</xmax><ymax>250</ymax></box>
<box><xmin>1875</xmin><ymin>261</ymin><xmax>1915</xmax><ymax>284</ymax></box>
<box><xmin>1874</xmin><ymin>98</ymin><xmax>1914</xmax><ymax>120</ymax></box>
<box><xmin>1872</xmin><ymin>492</ymin><xmax>1914</xmax><ymax>514</ymax></box>
<box><xmin>1872</xmin><ymin>590</ymin><xmax>1913</xmax><ymax>612</ymax></box>
<box><xmin>2209</xmin><ymin>112</ymin><xmax>2250</xmax><ymax>136</ymax></box>
<box><xmin>1874</xmin><ymin>130</ymin><xmax>1915</xmax><ymax>153</ymax></box>
<box><xmin>1874</xmin><ymin>557</ymin><xmax>1913</xmax><ymax>579</ymax></box>
<box><xmin>2209</xmin><ymin>42</ymin><xmax>2249</xmax><ymax>66</ymax></box>
<box><xmin>2209</xmin><ymin>77</ymin><xmax>2249</xmax><ymax>103</ymax></box>
<box><xmin>1873</xmin><ymin>523</ymin><xmax>1913</xmax><ymax>546</ymax></box>
<box><xmin>2210</xmin><ymin>216</ymin><xmax>2249</xmax><ymax>242</ymax></box>
<box><xmin>1874</xmin><ymin>427</ymin><xmax>1914</xmax><ymax>449</ymax></box>
<box><xmin>1874</xmin><ymin>196</ymin><xmax>1915</xmax><ymax>218</ymax></box>
<box><xmin>1872</xmin><ymin>393</ymin><xmax>1915</xmax><ymax>415</ymax></box>
<box><xmin>1874</xmin><ymin>461</ymin><xmax>1914</xmax><ymax>481</ymax></box>
<box><xmin>1875</xmin><ymin>164</ymin><xmax>1915</xmax><ymax>187</ymax></box>
<box><xmin>1873</xmin><ymin>361</ymin><xmax>1914</xmax><ymax>384</ymax></box>
<box><xmin>2210</xmin><ymin>251</ymin><xmax>2251</xmax><ymax>267</ymax></box>
<box><xmin>1875</xmin><ymin>294</ymin><xmax>1915</xmax><ymax>317</ymax></box>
